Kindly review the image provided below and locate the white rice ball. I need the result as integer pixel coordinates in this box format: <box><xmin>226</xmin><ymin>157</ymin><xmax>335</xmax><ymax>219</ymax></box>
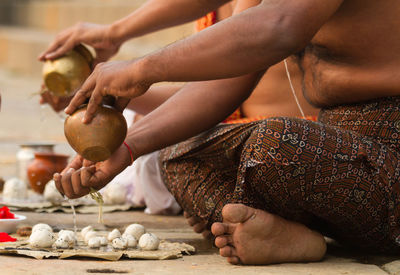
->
<box><xmin>112</xmin><ymin>237</ymin><xmax>128</xmax><ymax>250</ymax></box>
<box><xmin>138</xmin><ymin>233</ymin><xmax>160</xmax><ymax>251</ymax></box>
<box><xmin>29</xmin><ymin>230</ymin><xmax>55</xmax><ymax>248</ymax></box>
<box><xmin>107</xmin><ymin>229</ymin><xmax>121</xmax><ymax>241</ymax></box>
<box><xmin>124</xmin><ymin>224</ymin><xmax>145</xmax><ymax>240</ymax></box>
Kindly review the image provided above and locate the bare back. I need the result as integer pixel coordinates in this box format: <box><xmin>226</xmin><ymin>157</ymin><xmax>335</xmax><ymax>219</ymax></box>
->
<box><xmin>296</xmin><ymin>0</ymin><xmax>400</xmax><ymax>108</ymax></box>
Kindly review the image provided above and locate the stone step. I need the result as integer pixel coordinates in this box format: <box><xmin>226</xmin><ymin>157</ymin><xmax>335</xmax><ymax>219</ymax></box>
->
<box><xmin>0</xmin><ymin>0</ymin><xmax>194</xmax><ymax>41</ymax></box>
<box><xmin>1</xmin><ymin>0</ymin><xmax>145</xmax><ymax>31</ymax></box>
<box><xmin>0</xmin><ymin>23</ymin><xmax>193</xmax><ymax>75</ymax></box>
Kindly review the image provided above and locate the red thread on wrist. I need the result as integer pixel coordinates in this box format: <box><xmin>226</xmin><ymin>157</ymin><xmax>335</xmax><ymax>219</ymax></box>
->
<box><xmin>123</xmin><ymin>141</ymin><xmax>134</xmax><ymax>165</ymax></box>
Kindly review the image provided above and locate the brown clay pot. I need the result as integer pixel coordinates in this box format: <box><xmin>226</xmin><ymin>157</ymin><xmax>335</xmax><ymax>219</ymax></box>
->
<box><xmin>64</xmin><ymin>105</ymin><xmax>127</xmax><ymax>162</ymax></box>
<box><xmin>27</xmin><ymin>152</ymin><xmax>69</xmax><ymax>194</ymax></box>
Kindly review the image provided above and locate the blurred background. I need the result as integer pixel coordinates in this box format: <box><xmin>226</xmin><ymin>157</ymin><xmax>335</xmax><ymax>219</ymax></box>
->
<box><xmin>0</xmin><ymin>0</ymin><xmax>194</xmax><ymax>179</ymax></box>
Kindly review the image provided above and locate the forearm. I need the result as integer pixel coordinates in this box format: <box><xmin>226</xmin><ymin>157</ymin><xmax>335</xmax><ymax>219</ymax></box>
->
<box><xmin>110</xmin><ymin>0</ymin><xmax>230</xmax><ymax>44</ymax></box>
<box><xmin>125</xmin><ymin>73</ymin><xmax>262</xmax><ymax>158</ymax></box>
<box><xmin>127</xmin><ymin>84</ymin><xmax>183</xmax><ymax>115</ymax></box>
<box><xmin>140</xmin><ymin>0</ymin><xmax>343</xmax><ymax>83</ymax></box>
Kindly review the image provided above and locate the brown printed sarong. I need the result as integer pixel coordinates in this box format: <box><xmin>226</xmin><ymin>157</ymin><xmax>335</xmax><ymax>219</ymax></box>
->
<box><xmin>159</xmin><ymin>96</ymin><xmax>400</xmax><ymax>252</ymax></box>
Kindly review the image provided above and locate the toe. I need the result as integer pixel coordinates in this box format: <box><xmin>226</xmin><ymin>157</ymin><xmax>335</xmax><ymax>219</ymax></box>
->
<box><xmin>193</xmin><ymin>222</ymin><xmax>206</xmax><ymax>233</ymax></box>
<box><xmin>219</xmin><ymin>245</ymin><xmax>237</xmax><ymax>258</ymax></box>
<box><xmin>227</xmin><ymin>256</ymin><xmax>240</xmax><ymax>265</ymax></box>
<box><xmin>211</xmin><ymin>222</ymin><xmax>235</xmax><ymax>236</ymax></box>
<box><xmin>187</xmin><ymin>216</ymin><xmax>201</xmax><ymax>226</ymax></box>
<box><xmin>222</xmin><ymin>204</ymin><xmax>255</xmax><ymax>224</ymax></box>
<box><xmin>214</xmin><ymin>235</ymin><xmax>233</xmax><ymax>248</ymax></box>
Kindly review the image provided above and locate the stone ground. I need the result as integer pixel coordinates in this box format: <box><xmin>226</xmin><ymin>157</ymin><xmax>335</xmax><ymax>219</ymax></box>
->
<box><xmin>0</xmin><ymin>66</ymin><xmax>399</xmax><ymax>274</ymax></box>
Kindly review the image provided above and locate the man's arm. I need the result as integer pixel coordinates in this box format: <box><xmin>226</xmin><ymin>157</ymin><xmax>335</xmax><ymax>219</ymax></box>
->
<box><xmin>39</xmin><ymin>0</ymin><xmax>230</xmax><ymax>61</ymax></box>
<box><xmin>110</xmin><ymin>0</ymin><xmax>230</xmax><ymax>44</ymax></box>
<box><xmin>141</xmin><ymin>0</ymin><xmax>344</xmax><ymax>82</ymax></box>
<box><xmin>127</xmin><ymin>84</ymin><xmax>183</xmax><ymax>115</ymax></box>
<box><xmin>125</xmin><ymin>72</ymin><xmax>263</xmax><ymax>158</ymax></box>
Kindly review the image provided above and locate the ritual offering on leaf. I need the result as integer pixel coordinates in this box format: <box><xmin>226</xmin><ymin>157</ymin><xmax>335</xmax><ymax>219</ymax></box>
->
<box><xmin>42</xmin><ymin>44</ymin><xmax>93</xmax><ymax>97</ymax></box>
<box><xmin>0</xmin><ymin>222</ymin><xmax>195</xmax><ymax>261</ymax></box>
<box><xmin>64</xmin><ymin>104</ymin><xmax>127</xmax><ymax>162</ymax></box>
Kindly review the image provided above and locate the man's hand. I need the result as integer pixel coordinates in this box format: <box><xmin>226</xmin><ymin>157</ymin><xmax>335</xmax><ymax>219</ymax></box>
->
<box><xmin>64</xmin><ymin>59</ymin><xmax>152</xmax><ymax>123</ymax></box>
<box><xmin>38</xmin><ymin>22</ymin><xmax>121</xmax><ymax>66</ymax></box>
<box><xmin>54</xmin><ymin>143</ymin><xmax>132</xmax><ymax>199</ymax></box>
<box><xmin>40</xmin><ymin>90</ymin><xmax>73</xmax><ymax>113</ymax></box>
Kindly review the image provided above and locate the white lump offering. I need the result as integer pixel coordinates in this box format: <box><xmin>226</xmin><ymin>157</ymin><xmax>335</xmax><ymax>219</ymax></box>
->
<box><xmin>43</xmin><ymin>180</ymin><xmax>64</xmax><ymax>204</ymax></box>
<box><xmin>124</xmin><ymin>224</ymin><xmax>145</xmax><ymax>240</ymax></box>
<box><xmin>32</xmin><ymin>223</ymin><xmax>53</xmax><ymax>233</ymax></box>
<box><xmin>29</xmin><ymin>229</ymin><xmax>55</xmax><ymax>248</ymax></box>
<box><xmin>107</xmin><ymin>229</ymin><xmax>121</xmax><ymax>241</ymax></box>
<box><xmin>84</xmin><ymin>231</ymin><xmax>98</xmax><ymax>244</ymax></box>
<box><xmin>138</xmin><ymin>233</ymin><xmax>160</xmax><ymax>251</ymax></box>
<box><xmin>2</xmin><ymin>177</ymin><xmax>27</xmax><ymax>202</ymax></box>
<box><xmin>88</xmin><ymin>237</ymin><xmax>102</xmax><ymax>248</ymax></box>
<box><xmin>122</xmin><ymin>234</ymin><xmax>138</xmax><ymax>248</ymax></box>
<box><xmin>112</xmin><ymin>237</ymin><xmax>128</xmax><ymax>250</ymax></box>
<box><xmin>99</xmin><ymin>236</ymin><xmax>108</xmax><ymax>246</ymax></box>
<box><xmin>81</xmin><ymin>225</ymin><xmax>93</xmax><ymax>239</ymax></box>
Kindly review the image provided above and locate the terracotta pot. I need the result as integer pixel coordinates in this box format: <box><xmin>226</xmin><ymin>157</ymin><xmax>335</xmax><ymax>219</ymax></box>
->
<box><xmin>64</xmin><ymin>105</ymin><xmax>127</xmax><ymax>162</ymax></box>
<box><xmin>42</xmin><ymin>44</ymin><xmax>93</xmax><ymax>97</ymax></box>
<box><xmin>27</xmin><ymin>152</ymin><xmax>69</xmax><ymax>194</ymax></box>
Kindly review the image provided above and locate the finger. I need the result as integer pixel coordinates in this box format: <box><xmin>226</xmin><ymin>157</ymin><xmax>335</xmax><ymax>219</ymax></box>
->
<box><xmin>38</xmin><ymin>32</ymin><xmax>70</xmax><ymax>61</ymax></box>
<box><xmin>65</xmin><ymin>85</ymin><xmax>94</xmax><ymax>115</ymax></box>
<box><xmin>114</xmin><ymin>97</ymin><xmax>130</xmax><ymax>113</ymax></box>
<box><xmin>83</xmin><ymin>85</ymin><xmax>105</xmax><ymax>123</ymax></box>
<box><xmin>54</xmin><ymin>173</ymin><xmax>64</xmax><ymax>195</ymax></box>
<box><xmin>80</xmin><ymin>165</ymin><xmax>97</xmax><ymax>187</ymax></box>
<box><xmin>82</xmin><ymin>159</ymin><xmax>95</xmax><ymax>167</ymax></box>
<box><xmin>61</xmin><ymin>168</ymin><xmax>75</xmax><ymax>198</ymax></box>
<box><xmin>62</xmin><ymin>155</ymin><xmax>84</xmax><ymax>174</ymax></box>
<box><xmin>71</xmin><ymin>169</ymin><xmax>90</xmax><ymax>196</ymax></box>
<box><xmin>44</xmin><ymin>38</ymin><xmax>76</xmax><ymax>60</ymax></box>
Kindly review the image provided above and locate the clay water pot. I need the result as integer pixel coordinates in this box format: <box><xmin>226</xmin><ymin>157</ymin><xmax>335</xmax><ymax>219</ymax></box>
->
<box><xmin>64</xmin><ymin>105</ymin><xmax>127</xmax><ymax>162</ymax></box>
<box><xmin>42</xmin><ymin>44</ymin><xmax>93</xmax><ymax>97</ymax></box>
<box><xmin>27</xmin><ymin>152</ymin><xmax>69</xmax><ymax>194</ymax></box>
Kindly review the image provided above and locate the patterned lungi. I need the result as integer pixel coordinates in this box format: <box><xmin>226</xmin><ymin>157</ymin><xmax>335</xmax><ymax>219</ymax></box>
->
<box><xmin>159</xmin><ymin>96</ymin><xmax>400</xmax><ymax>252</ymax></box>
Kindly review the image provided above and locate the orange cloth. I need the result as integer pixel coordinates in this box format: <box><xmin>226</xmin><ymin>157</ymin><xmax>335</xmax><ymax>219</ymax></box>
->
<box><xmin>196</xmin><ymin>11</ymin><xmax>217</xmax><ymax>31</ymax></box>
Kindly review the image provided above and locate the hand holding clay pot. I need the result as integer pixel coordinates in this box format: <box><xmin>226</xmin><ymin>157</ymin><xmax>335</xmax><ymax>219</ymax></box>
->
<box><xmin>42</xmin><ymin>44</ymin><xmax>93</xmax><ymax>97</ymax></box>
<box><xmin>27</xmin><ymin>153</ymin><xmax>69</xmax><ymax>194</ymax></box>
<box><xmin>64</xmin><ymin>105</ymin><xmax>127</xmax><ymax>162</ymax></box>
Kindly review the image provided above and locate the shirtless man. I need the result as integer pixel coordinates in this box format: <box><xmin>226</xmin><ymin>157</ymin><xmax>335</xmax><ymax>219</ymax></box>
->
<box><xmin>53</xmin><ymin>0</ymin><xmax>400</xmax><ymax>265</ymax></box>
<box><xmin>40</xmin><ymin>0</ymin><xmax>317</xmax><ymax>234</ymax></box>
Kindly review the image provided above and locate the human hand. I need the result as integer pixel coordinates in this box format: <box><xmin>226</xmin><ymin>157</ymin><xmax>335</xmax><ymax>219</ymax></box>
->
<box><xmin>64</xmin><ymin>59</ymin><xmax>152</xmax><ymax>123</ymax></box>
<box><xmin>38</xmin><ymin>22</ymin><xmax>121</xmax><ymax>66</ymax></box>
<box><xmin>39</xmin><ymin>88</ymin><xmax>73</xmax><ymax>113</ymax></box>
<box><xmin>54</xmin><ymin>143</ymin><xmax>132</xmax><ymax>199</ymax></box>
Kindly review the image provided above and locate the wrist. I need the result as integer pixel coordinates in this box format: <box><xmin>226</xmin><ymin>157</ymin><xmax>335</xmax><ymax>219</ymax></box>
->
<box><xmin>123</xmin><ymin>141</ymin><xmax>135</xmax><ymax>165</ymax></box>
<box><xmin>107</xmin><ymin>21</ymin><xmax>127</xmax><ymax>47</ymax></box>
<box><xmin>135</xmin><ymin>54</ymin><xmax>166</xmax><ymax>85</ymax></box>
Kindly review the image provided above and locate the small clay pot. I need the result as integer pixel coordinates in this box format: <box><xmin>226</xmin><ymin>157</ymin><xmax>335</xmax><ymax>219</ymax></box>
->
<box><xmin>64</xmin><ymin>105</ymin><xmax>127</xmax><ymax>162</ymax></box>
<box><xmin>42</xmin><ymin>44</ymin><xmax>93</xmax><ymax>97</ymax></box>
<box><xmin>0</xmin><ymin>177</ymin><xmax>4</xmax><ymax>192</ymax></box>
<box><xmin>27</xmin><ymin>152</ymin><xmax>69</xmax><ymax>194</ymax></box>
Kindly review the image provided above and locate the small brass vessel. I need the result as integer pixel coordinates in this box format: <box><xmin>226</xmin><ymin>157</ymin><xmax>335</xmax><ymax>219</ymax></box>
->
<box><xmin>64</xmin><ymin>105</ymin><xmax>127</xmax><ymax>162</ymax></box>
<box><xmin>42</xmin><ymin>44</ymin><xmax>93</xmax><ymax>96</ymax></box>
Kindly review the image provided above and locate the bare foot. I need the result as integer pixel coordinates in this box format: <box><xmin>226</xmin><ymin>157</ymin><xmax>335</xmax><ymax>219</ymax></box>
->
<box><xmin>184</xmin><ymin>212</ymin><xmax>212</xmax><ymax>239</ymax></box>
<box><xmin>211</xmin><ymin>204</ymin><xmax>326</xmax><ymax>265</ymax></box>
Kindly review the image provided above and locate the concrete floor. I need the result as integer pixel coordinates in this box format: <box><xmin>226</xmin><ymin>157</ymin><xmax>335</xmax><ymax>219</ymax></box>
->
<box><xmin>0</xmin><ymin>67</ymin><xmax>399</xmax><ymax>274</ymax></box>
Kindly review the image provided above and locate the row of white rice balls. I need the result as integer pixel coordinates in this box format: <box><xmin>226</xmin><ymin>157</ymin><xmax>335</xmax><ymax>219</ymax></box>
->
<box><xmin>29</xmin><ymin>223</ymin><xmax>160</xmax><ymax>250</ymax></box>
